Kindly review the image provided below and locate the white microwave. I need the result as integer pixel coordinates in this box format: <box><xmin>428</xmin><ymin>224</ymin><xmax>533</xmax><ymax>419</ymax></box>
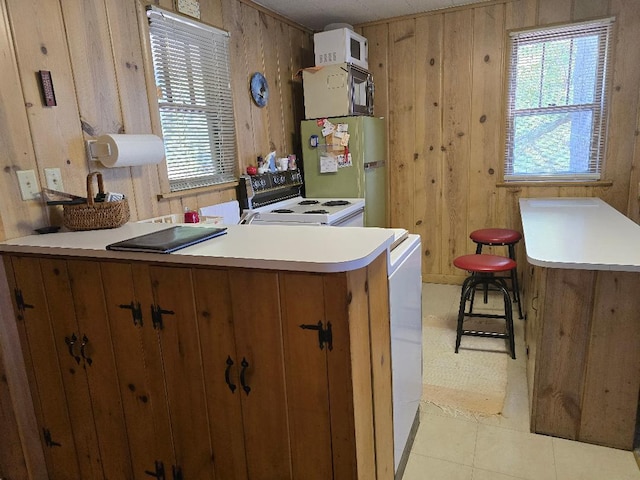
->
<box><xmin>314</xmin><ymin>28</ymin><xmax>368</xmax><ymax>70</ymax></box>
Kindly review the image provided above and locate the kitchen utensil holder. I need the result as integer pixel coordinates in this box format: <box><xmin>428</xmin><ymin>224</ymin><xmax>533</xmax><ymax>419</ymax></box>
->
<box><xmin>62</xmin><ymin>172</ymin><xmax>130</xmax><ymax>231</ymax></box>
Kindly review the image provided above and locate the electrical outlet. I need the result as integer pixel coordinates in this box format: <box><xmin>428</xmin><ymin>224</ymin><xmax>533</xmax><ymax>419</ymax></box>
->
<box><xmin>44</xmin><ymin>167</ymin><xmax>64</xmax><ymax>191</ymax></box>
<box><xmin>16</xmin><ymin>170</ymin><xmax>40</xmax><ymax>201</ymax></box>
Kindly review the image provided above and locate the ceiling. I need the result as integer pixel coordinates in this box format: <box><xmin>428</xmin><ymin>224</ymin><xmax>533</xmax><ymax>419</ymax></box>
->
<box><xmin>252</xmin><ymin>0</ymin><xmax>488</xmax><ymax>31</ymax></box>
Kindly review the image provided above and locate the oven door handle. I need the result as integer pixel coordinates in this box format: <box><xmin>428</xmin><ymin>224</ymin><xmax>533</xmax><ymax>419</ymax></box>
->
<box><xmin>239</xmin><ymin>211</ymin><xmax>260</xmax><ymax>224</ymax></box>
<box><xmin>332</xmin><ymin>209</ymin><xmax>365</xmax><ymax>227</ymax></box>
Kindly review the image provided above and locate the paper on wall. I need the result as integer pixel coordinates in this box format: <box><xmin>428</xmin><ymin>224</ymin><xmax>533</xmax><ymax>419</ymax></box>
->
<box><xmin>320</xmin><ymin>154</ymin><xmax>338</xmax><ymax>173</ymax></box>
<box><xmin>338</xmin><ymin>153</ymin><xmax>352</xmax><ymax>168</ymax></box>
<box><xmin>321</xmin><ymin>124</ymin><xmax>335</xmax><ymax>137</ymax></box>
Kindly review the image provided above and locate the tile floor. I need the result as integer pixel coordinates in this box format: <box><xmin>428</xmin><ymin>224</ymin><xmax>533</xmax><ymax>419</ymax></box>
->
<box><xmin>401</xmin><ymin>283</ymin><xmax>640</xmax><ymax>480</ymax></box>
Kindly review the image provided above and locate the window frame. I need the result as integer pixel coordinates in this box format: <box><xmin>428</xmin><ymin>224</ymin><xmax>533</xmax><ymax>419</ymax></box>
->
<box><xmin>503</xmin><ymin>18</ymin><xmax>615</xmax><ymax>183</ymax></box>
<box><xmin>146</xmin><ymin>5</ymin><xmax>237</xmax><ymax>193</ymax></box>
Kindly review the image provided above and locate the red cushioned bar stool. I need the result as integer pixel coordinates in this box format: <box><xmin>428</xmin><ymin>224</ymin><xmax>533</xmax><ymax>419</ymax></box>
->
<box><xmin>454</xmin><ymin>254</ymin><xmax>516</xmax><ymax>359</ymax></box>
<box><xmin>470</xmin><ymin>228</ymin><xmax>523</xmax><ymax>319</ymax></box>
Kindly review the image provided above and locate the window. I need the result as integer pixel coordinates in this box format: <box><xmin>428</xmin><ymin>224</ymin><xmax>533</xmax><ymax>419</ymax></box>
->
<box><xmin>147</xmin><ymin>6</ymin><xmax>237</xmax><ymax>191</ymax></box>
<box><xmin>504</xmin><ymin>18</ymin><xmax>614</xmax><ymax>182</ymax></box>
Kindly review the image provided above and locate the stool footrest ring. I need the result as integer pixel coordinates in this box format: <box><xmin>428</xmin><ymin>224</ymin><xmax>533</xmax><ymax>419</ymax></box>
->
<box><xmin>463</xmin><ymin>312</ymin><xmax>509</xmax><ymax>320</ymax></box>
<box><xmin>461</xmin><ymin>330</ymin><xmax>508</xmax><ymax>339</ymax></box>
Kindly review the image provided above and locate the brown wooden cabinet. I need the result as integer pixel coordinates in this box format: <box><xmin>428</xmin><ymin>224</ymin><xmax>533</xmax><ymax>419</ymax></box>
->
<box><xmin>6</xmin><ymin>256</ymin><xmax>132</xmax><ymax>478</ymax></box>
<box><xmin>522</xmin><ymin>260</ymin><xmax>640</xmax><ymax>450</ymax></box>
<box><xmin>3</xmin><ymin>253</ymin><xmax>392</xmax><ymax>479</ymax></box>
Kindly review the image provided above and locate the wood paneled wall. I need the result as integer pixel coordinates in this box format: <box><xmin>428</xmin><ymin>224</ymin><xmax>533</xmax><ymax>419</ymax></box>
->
<box><xmin>360</xmin><ymin>0</ymin><xmax>640</xmax><ymax>283</ymax></box>
<box><xmin>0</xmin><ymin>0</ymin><xmax>311</xmax><ymax>243</ymax></box>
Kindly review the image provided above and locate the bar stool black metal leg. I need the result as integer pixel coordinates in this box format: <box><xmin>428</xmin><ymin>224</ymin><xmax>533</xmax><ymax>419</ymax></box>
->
<box><xmin>494</xmin><ymin>278</ymin><xmax>516</xmax><ymax>359</ymax></box>
<box><xmin>501</xmin><ymin>283</ymin><xmax>516</xmax><ymax>359</ymax></box>
<box><xmin>469</xmin><ymin>280</ymin><xmax>477</xmax><ymax>313</ymax></box>
<box><xmin>455</xmin><ymin>281</ymin><xmax>470</xmax><ymax>353</ymax></box>
<box><xmin>475</xmin><ymin>243</ymin><xmax>490</xmax><ymax>304</ymax></box>
<box><xmin>508</xmin><ymin>244</ymin><xmax>523</xmax><ymax>319</ymax></box>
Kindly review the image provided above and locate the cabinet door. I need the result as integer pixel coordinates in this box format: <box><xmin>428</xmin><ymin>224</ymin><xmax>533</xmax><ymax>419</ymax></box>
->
<box><xmin>280</xmin><ymin>271</ymin><xmax>364</xmax><ymax>479</ymax></box>
<box><xmin>40</xmin><ymin>258</ymin><xmax>136</xmax><ymax>479</ymax></box>
<box><xmin>146</xmin><ymin>265</ymin><xmax>216</xmax><ymax>478</ymax></box>
<box><xmin>66</xmin><ymin>259</ymin><xmax>133</xmax><ymax>478</ymax></box>
<box><xmin>280</xmin><ymin>272</ymin><xmax>335</xmax><ymax>479</ymax></box>
<box><xmin>193</xmin><ymin>268</ymin><xmax>247</xmax><ymax>480</ymax></box>
<box><xmin>228</xmin><ymin>270</ymin><xmax>291</xmax><ymax>479</ymax></box>
<box><xmin>101</xmin><ymin>261</ymin><xmax>173</xmax><ymax>479</ymax></box>
<box><xmin>6</xmin><ymin>256</ymin><xmax>82</xmax><ymax>479</ymax></box>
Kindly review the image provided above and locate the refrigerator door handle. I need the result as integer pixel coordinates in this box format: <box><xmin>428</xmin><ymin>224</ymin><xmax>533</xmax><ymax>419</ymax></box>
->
<box><xmin>364</xmin><ymin>160</ymin><xmax>385</xmax><ymax>170</ymax></box>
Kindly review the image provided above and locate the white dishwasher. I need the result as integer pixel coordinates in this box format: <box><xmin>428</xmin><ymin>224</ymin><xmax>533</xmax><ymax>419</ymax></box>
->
<box><xmin>388</xmin><ymin>231</ymin><xmax>422</xmax><ymax>476</ymax></box>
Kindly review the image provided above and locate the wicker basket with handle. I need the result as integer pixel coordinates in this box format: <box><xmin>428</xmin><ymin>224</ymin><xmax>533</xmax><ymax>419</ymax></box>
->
<box><xmin>63</xmin><ymin>172</ymin><xmax>130</xmax><ymax>231</ymax></box>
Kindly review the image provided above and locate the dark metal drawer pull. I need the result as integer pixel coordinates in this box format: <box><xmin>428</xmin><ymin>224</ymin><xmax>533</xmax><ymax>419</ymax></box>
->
<box><xmin>240</xmin><ymin>357</ymin><xmax>251</xmax><ymax>395</ymax></box>
<box><xmin>80</xmin><ymin>335</ymin><xmax>92</xmax><ymax>366</ymax></box>
<box><xmin>64</xmin><ymin>333</ymin><xmax>81</xmax><ymax>364</ymax></box>
<box><xmin>225</xmin><ymin>355</ymin><xmax>236</xmax><ymax>393</ymax></box>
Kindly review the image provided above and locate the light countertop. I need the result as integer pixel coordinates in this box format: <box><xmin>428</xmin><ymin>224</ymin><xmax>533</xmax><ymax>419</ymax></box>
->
<box><xmin>0</xmin><ymin>223</ymin><xmax>397</xmax><ymax>274</ymax></box>
<box><xmin>519</xmin><ymin>197</ymin><xmax>640</xmax><ymax>271</ymax></box>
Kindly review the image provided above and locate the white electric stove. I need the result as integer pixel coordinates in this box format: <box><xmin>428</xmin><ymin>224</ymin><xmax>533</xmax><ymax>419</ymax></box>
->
<box><xmin>237</xmin><ymin>172</ymin><xmax>364</xmax><ymax>227</ymax></box>
<box><xmin>243</xmin><ymin>196</ymin><xmax>365</xmax><ymax>227</ymax></box>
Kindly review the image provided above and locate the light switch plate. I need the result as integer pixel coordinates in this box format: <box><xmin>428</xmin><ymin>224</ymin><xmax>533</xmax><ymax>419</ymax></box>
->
<box><xmin>16</xmin><ymin>170</ymin><xmax>40</xmax><ymax>201</ymax></box>
<box><xmin>44</xmin><ymin>167</ymin><xmax>64</xmax><ymax>191</ymax></box>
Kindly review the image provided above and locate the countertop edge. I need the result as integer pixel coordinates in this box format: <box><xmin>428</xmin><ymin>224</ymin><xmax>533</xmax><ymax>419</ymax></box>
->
<box><xmin>519</xmin><ymin>197</ymin><xmax>640</xmax><ymax>272</ymax></box>
<box><xmin>525</xmin><ymin>253</ymin><xmax>640</xmax><ymax>272</ymax></box>
<box><xmin>0</xmin><ymin>224</ymin><xmax>396</xmax><ymax>274</ymax></box>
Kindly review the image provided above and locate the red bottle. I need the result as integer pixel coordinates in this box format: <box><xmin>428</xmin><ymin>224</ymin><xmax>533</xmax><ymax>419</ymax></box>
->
<box><xmin>184</xmin><ymin>208</ymin><xmax>199</xmax><ymax>223</ymax></box>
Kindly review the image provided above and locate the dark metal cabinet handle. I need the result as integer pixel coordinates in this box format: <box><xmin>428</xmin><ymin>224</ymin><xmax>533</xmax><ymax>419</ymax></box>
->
<box><xmin>144</xmin><ymin>460</ymin><xmax>165</xmax><ymax>479</ymax></box>
<box><xmin>80</xmin><ymin>335</ymin><xmax>92</xmax><ymax>366</ymax></box>
<box><xmin>225</xmin><ymin>356</ymin><xmax>236</xmax><ymax>393</ymax></box>
<box><xmin>43</xmin><ymin>428</ymin><xmax>61</xmax><ymax>448</ymax></box>
<box><xmin>119</xmin><ymin>301</ymin><xmax>143</xmax><ymax>326</ymax></box>
<box><xmin>299</xmin><ymin>321</ymin><xmax>333</xmax><ymax>351</ymax></box>
<box><xmin>240</xmin><ymin>357</ymin><xmax>251</xmax><ymax>395</ymax></box>
<box><xmin>151</xmin><ymin>305</ymin><xmax>175</xmax><ymax>330</ymax></box>
<box><xmin>172</xmin><ymin>465</ymin><xmax>183</xmax><ymax>480</ymax></box>
<box><xmin>14</xmin><ymin>288</ymin><xmax>34</xmax><ymax>320</ymax></box>
<box><xmin>64</xmin><ymin>334</ymin><xmax>81</xmax><ymax>364</ymax></box>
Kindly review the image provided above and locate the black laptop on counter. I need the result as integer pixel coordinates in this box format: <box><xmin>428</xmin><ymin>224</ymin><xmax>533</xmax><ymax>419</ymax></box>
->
<box><xmin>106</xmin><ymin>226</ymin><xmax>227</xmax><ymax>254</ymax></box>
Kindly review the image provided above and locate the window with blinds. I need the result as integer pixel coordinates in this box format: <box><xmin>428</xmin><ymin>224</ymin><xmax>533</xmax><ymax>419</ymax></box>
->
<box><xmin>147</xmin><ymin>6</ymin><xmax>237</xmax><ymax>192</ymax></box>
<box><xmin>504</xmin><ymin>18</ymin><xmax>614</xmax><ymax>182</ymax></box>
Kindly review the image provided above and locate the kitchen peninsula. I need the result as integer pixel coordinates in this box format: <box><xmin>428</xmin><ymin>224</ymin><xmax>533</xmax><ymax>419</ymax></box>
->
<box><xmin>520</xmin><ymin>197</ymin><xmax>640</xmax><ymax>450</ymax></box>
<box><xmin>0</xmin><ymin>224</ymin><xmax>399</xmax><ymax>479</ymax></box>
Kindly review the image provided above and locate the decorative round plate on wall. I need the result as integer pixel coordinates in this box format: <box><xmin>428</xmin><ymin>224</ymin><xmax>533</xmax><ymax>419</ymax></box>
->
<box><xmin>250</xmin><ymin>72</ymin><xmax>269</xmax><ymax>107</ymax></box>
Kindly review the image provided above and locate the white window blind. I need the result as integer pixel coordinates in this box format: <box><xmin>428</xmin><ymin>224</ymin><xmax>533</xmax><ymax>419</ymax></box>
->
<box><xmin>147</xmin><ymin>6</ymin><xmax>237</xmax><ymax>191</ymax></box>
<box><xmin>504</xmin><ymin>18</ymin><xmax>614</xmax><ymax>182</ymax></box>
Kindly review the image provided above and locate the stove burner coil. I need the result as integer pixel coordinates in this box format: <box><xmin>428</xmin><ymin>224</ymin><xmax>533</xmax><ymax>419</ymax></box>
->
<box><xmin>322</xmin><ymin>200</ymin><xmax>351</xmax><ymax>207</ymax></box>
<box><xmin>304</xmin><ymin>209</ymin><xmax>330</xmax><ymax>214</ymax></box>
<box><xmin>271</xmin><ymin>209</ymin><xmax>294</xmax><ymax>213</ymax></box>
<box><xmin>298</xmin><ymin>200</ymin><xmax>320</xmax><ymax>205</ymax></box>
